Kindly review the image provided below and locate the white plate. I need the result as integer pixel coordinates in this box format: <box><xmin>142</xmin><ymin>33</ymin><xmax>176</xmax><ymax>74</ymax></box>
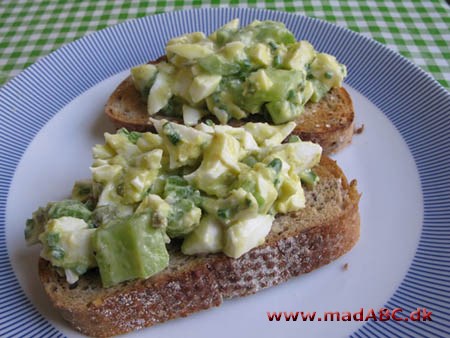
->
<box><xmin>1</xmin><ymin>8</ymin><xmax>449</xmax><ymax>338</ymax></box>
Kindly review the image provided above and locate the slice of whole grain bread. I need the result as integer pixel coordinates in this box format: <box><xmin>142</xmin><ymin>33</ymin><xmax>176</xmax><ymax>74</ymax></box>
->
<box><xmin>104</xmin><ymin>62</ymin><xmax>355</xmax><ymax>155</ymax></box>
<box><xmin>38</xmin><ymin>156</ymin><xmax>360</xmax><ymax>337</ymax></box>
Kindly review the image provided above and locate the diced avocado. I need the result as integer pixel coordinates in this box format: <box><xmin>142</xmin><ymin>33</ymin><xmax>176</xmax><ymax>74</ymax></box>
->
<box><xmin>223</xmin><ymin>214</ymin><xmax>274</xmax><ymax>258</ymax></box>
<box><xmin>282</xmin><ymin>41</ymin><xmax>315</xmax><ymax>70</ymax></box>
<box><xmin>182</xmin><ymin>105</ymin><xmax>204</xmax><ymax>126</ymax></box>
<box><xmin>39</xmin><ymin>217</ymin><xmax>97</xmax><ymax>283</ymax></box>
<box><xmin>181</xmin><ymin>215</ymin><xmax>223</xmax><ymax>255</ymax></box>
<box><xmin>242</xmin><ymin>69</ymin><xmax>304</xmax><ymax>114</ymax></box>
<box><xmin>131</xmin><ymin>64</ymin><xmax>158</xmax><ymax>96</ymax></box>
<box><xmin>94</xmin><ymin>213</ymin><xmax>169</xmax><ymax>287</ymax></box>
<box><xmin>266</xmin><ymin>100</ymin><xmax>303</xmax><ymax>124</ymax></box>
<box><xmin>152</xmin><ymin>119</ymin><xmax>212</xmax><ymax>169</ymax></box>
<box><xmin>254</xmin><ymin>21</ymin><xmax>296</xmax><ymax>45</ymax></box>
<box><xmin>236</xmin><ymin>20</ymin><xmax>296</xmax><ymax>46</ymax></box>
<box><xmin>310</xmin><ymin>53</ymin><xmax>346</xmax><ymax>88</ymax></box>
<box><xmin>189</xmin><ymin>74</ymin><xmax>222</xmax><ymax>103</ymax></box>
<box><xmin>147</xmin><ymin>71</ymin><xmax>173</xmax><ymax>115</ymax></box>
<box><xmin>247</xmin><ymin>43</ymin><xmax>273</xmax><ymax>67</ymax></box>
<box><xmin>197</xmin><ymin>54</ymin><xmax>240</xmax><ymax>75</ymax></box>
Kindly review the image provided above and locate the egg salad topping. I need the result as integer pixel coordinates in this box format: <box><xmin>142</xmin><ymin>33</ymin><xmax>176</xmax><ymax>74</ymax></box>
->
<box><xmin>131</xmin><ymin>19</ymin><xmax>347</xmax><ymax>125</ymax></box>
<box><xmin>25</xmin><ymin>121</ymin><xmax>321</xmax><ymax>287</ymax></box>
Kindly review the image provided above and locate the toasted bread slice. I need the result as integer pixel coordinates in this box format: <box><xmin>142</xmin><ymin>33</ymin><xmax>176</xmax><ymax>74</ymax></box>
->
<box><xmin>38</xmin><ymin>156</ymin><xmax>360</xmax><ymax>337</ymax></box>
<box><xmin>105</xmin><ymin>70</ymin><xmax>355</xmax><ymax>155</ymax></box>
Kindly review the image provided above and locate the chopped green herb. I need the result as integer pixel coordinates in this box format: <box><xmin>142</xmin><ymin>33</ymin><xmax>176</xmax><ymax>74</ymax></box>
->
<box><xmin>166</xmin><ymin>175</ymin><xmax>189</xmax><ymax>186</ymax></box>
<box><xmin>239</xmin><ymin>59</ymin><xmax>252</xmax><ymax>73</ymax></box>
<box><xmin>287</xmin><ymin>89</ymin><xmax>296</xmax><ymax>101</ymax></box>
<box><xmin>324</xmin><ymin>71</ymin><xmax>333</xmax><ymax>79</ymax></box>
<box><xmin>48</xmin><ymin>200</ymin><xmax>92</xmax><ymax>222</ymax></box>
<box><xmin>272</xmin><ymin>55</ymin><xmax>281</xmax><ymax>67</ymax></box>
<box><xmin>46</xmin><ymin>232</ymin><xmax>60</xmax><ymax>248</ymax></box>
<box><xmin>163</xmin><ymin>122</ymin><xmax>181</xmax><ymax>145</ymax></box>
<box><xmin>51</xmin><ymin>248</ymin><xmax>65</xmax><ymax>260</ymax></box>
<box><xmin>217</xmin><ymin>208</ymin><xmax>232</xmax><ymax>219</ymax></box>
<box><xmin>268</xmin><ymin>41</ymin><xmax>278</xmax><ymax>51</ymax></box>
<box><xmin>267</xmin><ymin>158</ymin><xmax>282</xmax><ymax>174</ymax></box>
<box><xmin>118</xmin><ymin>128</ymin><xmax>142</xmax><ymax>144</ymax></box>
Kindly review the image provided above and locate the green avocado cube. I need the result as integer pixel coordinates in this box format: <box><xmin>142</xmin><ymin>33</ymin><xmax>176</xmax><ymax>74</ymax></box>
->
<box><xmin>241</xmin><ymin>69</ymin><xmax>304</xmax><ymax>114</ymax></box>
<box><xmin>93</xmin><ymin>213</ymin><xmax>169</xmax><ymax>287</ymax></box>
<box><xmin>266</xmin><ymin>100</ymin><xmax>303</xmax><ymax>124</ymax></box>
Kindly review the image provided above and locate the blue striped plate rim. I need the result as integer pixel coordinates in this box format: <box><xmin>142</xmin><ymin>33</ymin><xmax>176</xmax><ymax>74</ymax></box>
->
<box><xmin>0</xmin><ymin>8</ymin><xmax>449</xmax><ymax>338</ymax></box>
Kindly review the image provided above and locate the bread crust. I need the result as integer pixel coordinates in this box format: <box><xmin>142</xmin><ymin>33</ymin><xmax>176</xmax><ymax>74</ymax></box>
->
<box><xmin>104</xmin><ymin>63</ymin><xmax>355</xmax><ymax>155</ymax></box>
<box><xmin>38</xmin><ymin>156</ymin><xmax>360</xmax><ymax>337</ymax></box>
